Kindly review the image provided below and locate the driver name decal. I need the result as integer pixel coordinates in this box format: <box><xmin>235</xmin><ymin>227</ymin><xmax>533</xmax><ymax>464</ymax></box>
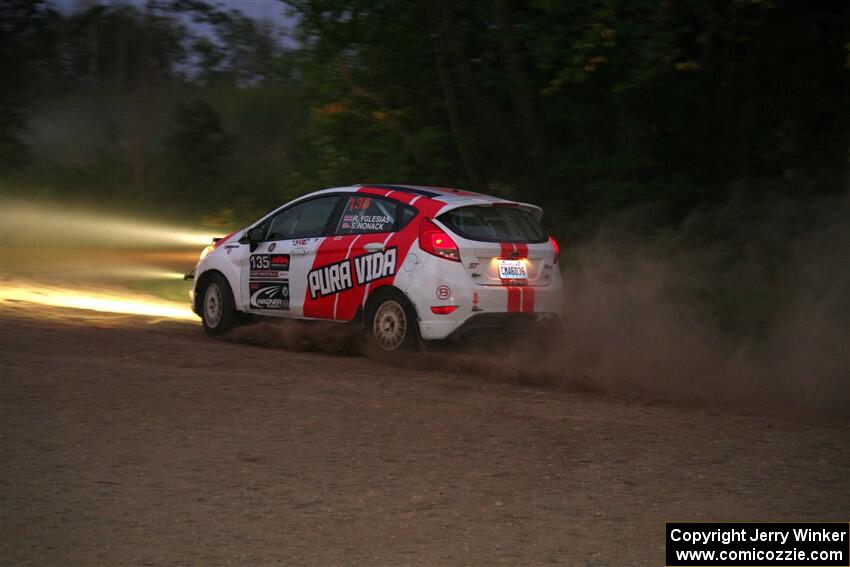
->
<box><xmin>342</xmin><ymin>214</ymin><xmax>393</xmax><ymax>232</ymax></box>
<box><xmin>308</xmin><ymin>247</ymin><xmax>397</xmax><ymax>299</ymax></box>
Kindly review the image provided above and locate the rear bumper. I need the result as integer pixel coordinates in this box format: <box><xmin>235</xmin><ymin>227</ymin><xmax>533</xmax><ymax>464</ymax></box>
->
<box><xmin>399</xmin><ymin>253</ymin><xmax>563</xmax><ymax>340</ymax></box>
<box><xmin>444</xmin><ymin>312</ymin><xmax>561</xmax><ymax>341</ymax></box>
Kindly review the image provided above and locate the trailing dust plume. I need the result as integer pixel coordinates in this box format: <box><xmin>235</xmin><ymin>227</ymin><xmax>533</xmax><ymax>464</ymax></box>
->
<box><xmin>552</xmin><ymin>194</ymin><xmax>850</xmax><ymax>414</ymax></box>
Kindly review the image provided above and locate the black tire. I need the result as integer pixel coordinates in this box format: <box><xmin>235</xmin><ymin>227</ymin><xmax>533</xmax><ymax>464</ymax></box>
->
<box><xmin>199</xmin><ymin>273</ymin><xmax>239</xmax><ymax>336</ymax></box>
<box><xmin>365</xmin><ymin>288</ymin><xmax>420</xmax><ymax>352</ymax></box>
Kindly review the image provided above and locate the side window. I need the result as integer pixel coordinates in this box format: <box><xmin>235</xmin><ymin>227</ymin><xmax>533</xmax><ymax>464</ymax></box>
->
<box><xmin>265</xmin><ymin>196</ymin><xmax>339</xmax><ymax>240</ymax></box>
<box><xmin>399</xmin><ymin>206</ymin><xmax>418</xmax><ymax>229</ymax></box>
<box><xmin>335</xmin><ymin>196</ymin><xmax>397</xmax><ymax>235</ymax></box>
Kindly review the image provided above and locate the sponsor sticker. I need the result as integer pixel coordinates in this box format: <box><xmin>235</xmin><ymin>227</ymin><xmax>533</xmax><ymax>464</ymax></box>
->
<box><xmin>249</xmin><ymin>280</ymin><xmax>289</xmax><ymax>310</ymax></box>
<box><xmin>269</xmin><ymin>254</ymin><xmax>289</xmax><ymax>270</ymax></box>
<box><xmin>308</xmin><ymin>247</ymin><xmax>398</xmax><ymax>299</ymax></box>
<box><xmin>250</xmin><ymin>254</ymin><xmax>290</xmax><ymax>278</ymax></box>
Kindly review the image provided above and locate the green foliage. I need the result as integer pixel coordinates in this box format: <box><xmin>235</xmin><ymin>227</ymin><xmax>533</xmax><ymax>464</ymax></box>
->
<box><xmin>0</xmin><ymin>0</ymin><xmax>847</xmax><ymax>234</ymax></box>
<box><xmin>162</xmin><ymin>99</ymin><xmax>233</xmax><ymax>194</ymax></box>
<box><xmin>0</xmin><ymin>0</ymin><xmax>845</xmax><ymax>344</ymax></box>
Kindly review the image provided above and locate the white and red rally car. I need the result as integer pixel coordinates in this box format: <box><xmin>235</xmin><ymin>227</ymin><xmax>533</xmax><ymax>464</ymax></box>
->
<box><xmin>188</xmin><ymin>184</ymin><xmax>562</xmax><ymax>350</ymax></box>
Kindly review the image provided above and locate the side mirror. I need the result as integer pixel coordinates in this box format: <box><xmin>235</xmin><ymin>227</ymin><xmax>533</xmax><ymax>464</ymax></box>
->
<box><xmin>241</xmin><ymin>226</ymin><xmax>265</xmax><ymax>243</ymax></box>
<box><xmin>239</xmin><ymin>227</ymin><xmax>265</xmax><ymax>251</ymax></box>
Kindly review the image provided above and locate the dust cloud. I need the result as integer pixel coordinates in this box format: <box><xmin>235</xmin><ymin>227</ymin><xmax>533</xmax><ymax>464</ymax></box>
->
<box><xmin>555</xmin><ymin>194</ymin><xmax>850</xmax><ymax>414</ymax></box>
<box><xmin>227</xmin><ymin>318</ymin><xmax>364</xmax><ymax>356</ymax></box>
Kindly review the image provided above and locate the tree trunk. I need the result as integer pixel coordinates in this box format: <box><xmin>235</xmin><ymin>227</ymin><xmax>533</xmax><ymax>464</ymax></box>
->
<box><xmin>494</xmin><ymin>0</ymin><xmax>546</xmax><ymax>172</ymax></box>
<box><xmin>430</xmin><ymin>2</ymin><xmax>483</xmax><ymax>192</ymax></box>
<box><xmin>133</xmin><ymin>0</ymin><xmax>152</xmax><ymax>195</ymax></box>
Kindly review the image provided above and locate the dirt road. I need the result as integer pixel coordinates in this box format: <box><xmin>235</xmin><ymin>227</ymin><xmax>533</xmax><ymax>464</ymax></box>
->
<box><xmin>2</xmin><ymin>306</ymin><xmax>849</xmax><ymax>566</ymax></box>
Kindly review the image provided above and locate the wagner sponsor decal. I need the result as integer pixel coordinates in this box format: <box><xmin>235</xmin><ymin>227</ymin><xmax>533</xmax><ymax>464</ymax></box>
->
<box><xmin>250</xmin><ymin>254</ymin><xmax>290</xmax><ymax>278</ymax></box>
<box><xmin>249</xmin><ymin>280</ymin><xmax>289</xmax><ymax>310</ymax></box>
<box><xmin>308</xmin><ymin>247</ymin><xmax>397</xmax><ymax>299</ymax></box>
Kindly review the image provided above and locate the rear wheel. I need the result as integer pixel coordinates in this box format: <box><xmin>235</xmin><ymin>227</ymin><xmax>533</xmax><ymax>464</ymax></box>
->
<box><xmin>200</xmin><ymin>273</ymin><xmax>238</xmax><ymax>336</ymax></box>
<box><xmin>366</xmin><ymin>289</ymin><xmax>420</xmax><ymax>352</ymax></box>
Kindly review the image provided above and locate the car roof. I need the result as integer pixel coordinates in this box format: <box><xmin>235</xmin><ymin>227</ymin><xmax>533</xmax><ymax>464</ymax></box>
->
<box><xmin>303</xmin><ymin>184</ymin><xmax>543</xmax><ymax>219</ymax></box>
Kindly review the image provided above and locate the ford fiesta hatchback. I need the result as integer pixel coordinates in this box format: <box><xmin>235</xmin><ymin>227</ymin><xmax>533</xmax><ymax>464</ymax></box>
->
<box><xmin>187</xmin><ymin>184</ymin><xmax>562</xmax><ymax>351</ymax></box>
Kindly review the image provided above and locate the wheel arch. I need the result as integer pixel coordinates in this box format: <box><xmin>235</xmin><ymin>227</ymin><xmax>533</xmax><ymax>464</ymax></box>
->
<box><xmin>364</xmin><ymin>284</ymin><xmax>422</xmax><ymax>325</ymax></box>
<box><xmin>194</xmin><ymin>269</ymin><xmax>233</xmax><ymax>314</ymax></box>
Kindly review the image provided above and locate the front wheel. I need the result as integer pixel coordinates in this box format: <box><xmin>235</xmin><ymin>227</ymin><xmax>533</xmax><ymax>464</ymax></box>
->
<box><xmin>366</xmin><ymin>289</ymin><xmax>420</xmax><ymax>352</ymax></box>
<box><xmin>200</xmin><ymin>273</ymin><xmax>238</xmax><ymax>336</ymax></box>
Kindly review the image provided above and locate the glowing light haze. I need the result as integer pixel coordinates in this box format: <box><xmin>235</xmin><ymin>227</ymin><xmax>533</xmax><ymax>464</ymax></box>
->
<box><xmin>2</xmin><ymin>200</ymin><xmax>217</xmax><ymax>248</ymax></box>
<box><xmin>1</xmin><ymin>199</ymin><xmax>217</xmax><ymax>320</ymax></box>
<box><xmin>1</xmin><ymin>281</ymin><xmax>197</xmax><ymax>320</ymax></box>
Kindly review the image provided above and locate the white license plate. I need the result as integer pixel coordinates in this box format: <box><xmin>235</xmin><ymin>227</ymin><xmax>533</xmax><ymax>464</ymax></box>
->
<box><xmin>498</xmin><ymin>259</ymin><xmax>528</xmax><ymax>280</ymax></box>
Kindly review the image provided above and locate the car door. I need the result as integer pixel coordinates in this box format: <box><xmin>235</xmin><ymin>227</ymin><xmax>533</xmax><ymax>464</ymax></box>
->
<box><xmin>241</xmin><ymin>195</ymin><xmax>341</xmax><ymax>317</ymax></box>
<box><xmin>302</xmin><ymin>194</ymin><xmax>408</xmax><ymax>321</ymax></box>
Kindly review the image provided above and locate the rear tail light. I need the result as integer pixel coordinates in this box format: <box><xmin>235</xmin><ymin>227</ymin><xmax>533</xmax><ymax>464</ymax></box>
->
<box><xmin>419</xmin><ymin>218</ymin><xmax>461</xmax><ymax>262</ymax></box>
<box><xmin>430</xmin><ymin>305</ymin><xmax>458</xmax><ymax>315</ymax></box>
<box><xmin>549</xmin><ymin>236</ymin><xmax>560</xmax><ymax>264</ymax></box>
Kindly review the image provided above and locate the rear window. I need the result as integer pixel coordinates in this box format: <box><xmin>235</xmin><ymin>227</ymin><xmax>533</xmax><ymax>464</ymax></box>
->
<box><xmin>438</xmin><ymin>206</ymin><xmax>546</xmax><ymax>243</ymax></box>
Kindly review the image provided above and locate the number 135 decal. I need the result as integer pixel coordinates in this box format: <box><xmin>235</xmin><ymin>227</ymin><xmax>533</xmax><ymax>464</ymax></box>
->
<box><xmin>349</xmin><ymin>197</ymin><xmax>372</xmax><ymax>210</ymax></box>
<box><xmin>250</xmin><ymin>255</ymin><xmax>270</xmax><ymax>269</ymax></box>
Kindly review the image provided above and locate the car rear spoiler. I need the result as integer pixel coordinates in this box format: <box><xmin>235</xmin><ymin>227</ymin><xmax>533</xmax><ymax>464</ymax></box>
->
<box><xmin>440</xmin><ymin>200</ymin><xmax>544</xmax><ymax>222</ymax></box>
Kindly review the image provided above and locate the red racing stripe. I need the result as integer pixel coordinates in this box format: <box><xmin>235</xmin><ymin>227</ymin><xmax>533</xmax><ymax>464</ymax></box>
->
<box><xmin>499</xmin><ymin>242</ymin><xmax>513</xmax><ymax>259</ymax></box>
<box><xmin>515</xmin><ymin>243</ymin><xmax>534</xmax><ymax>311</ymax></box>
<box><xmin>339</xmin><ymin>193</ymin><xmax>447</xmax><ymax>320</ymax></box>
<box><xmin>302</xmin><ymin>234</ymin><xmax>358</xmax><ymax>318</ymax></box>
<box><xmin>305</xmin><ymin>191</ymin><xmax>450</xmax><ymax>321</ymax></box>
<box><xmin>521</xmin><ymin>286</ymin><xmax>535</xmax><ymax>313</ymax></box>
<box><xmin>499</xmin><ymin>242</ymin><xmax>520</xmax><ymax>312</ymax></box>
<box><xmin>506</xmin><ymin>286</ymin><xmax>522</xmax><ymax>313</ymax></box>
<box><xmin>333</xmin><ymin>231</ymin><xmax>387</xmax><ymax>321</ymax></box>
<box><xmin>356</xmin><ymin>186</ymin><xmax>393</xmax><ymax>197</ymax></box>
<box><xmin>515</xmin><ymin>243</ymin><xmax>528</xmax><ymax>258</ymax></box>
<box><xmin>309</xmin><ymin>187</ymin><xmax>392</xmax><ymax>320</ymax></box>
